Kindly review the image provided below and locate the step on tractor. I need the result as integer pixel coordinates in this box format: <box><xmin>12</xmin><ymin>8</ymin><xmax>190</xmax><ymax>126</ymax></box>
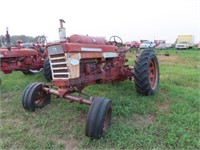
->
<box><xmin>0</xmin><ymin>28</ymin><xmax>47</xmax><ymax>75</ymax></box>
<box><xmin>22</xmin><ymin>19</ymin><xmax>160</xmax><ymax>139</ymax></box>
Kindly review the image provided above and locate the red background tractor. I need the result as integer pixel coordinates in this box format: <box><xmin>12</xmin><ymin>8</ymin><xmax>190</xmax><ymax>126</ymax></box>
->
<box><xmin>0</xmin><ymin>29</ymin><xmax>47</xmax><ymax>75</ymax></box>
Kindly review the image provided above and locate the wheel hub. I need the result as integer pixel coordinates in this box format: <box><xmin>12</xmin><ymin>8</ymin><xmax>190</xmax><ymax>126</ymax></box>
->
<box><xmin>149</xmin><ymin>59</ymin><xmax>158</xmax><ymax>89</ymax></box>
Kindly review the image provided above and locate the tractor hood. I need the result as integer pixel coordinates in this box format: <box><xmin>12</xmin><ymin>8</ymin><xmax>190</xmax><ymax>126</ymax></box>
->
<box><xmin>69</xmin><ymin>34</ymin><xmax>108</xmax><ymax>45</ymax></box>
<box><xmin>0</xmin><ymin>47</ymin><xmax>38</xmax><ymax>58</ymax></box>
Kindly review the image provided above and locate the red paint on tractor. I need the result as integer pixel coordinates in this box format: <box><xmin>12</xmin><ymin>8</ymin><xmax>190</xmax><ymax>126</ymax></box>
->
<box><xmin>0</xmin><ymin>28</ymin><xmax>47</xmax><ymax>75</ymax></box>
<box><xmin>22</xmin><ymin>19</ymin><xmax>160</xmax><ymax>139</ymax></box>
<box><xmin>0</xmin><ymin>46</ymin><xmax>46</xmax><ymax>74</ymax></box>
<box><xmin>0</xmin><ymin>48</ymin><xmax>38</xmax><ymax>58</ymax></box>
<box><xmin>69</xmin><ymin>34</ymin><xmax>108</xmax><ymax>45</ymax></box>
<box><xmin>61</xmin><ymin>42</ymin><xmax>117</xmax><ymax>52</ymax></box>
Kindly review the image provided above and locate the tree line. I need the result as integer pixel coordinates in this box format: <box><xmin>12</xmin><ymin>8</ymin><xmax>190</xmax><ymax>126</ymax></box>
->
<box><xmin>0</xmin><ymin>35</ymin><xmax>46</xmax><ymax>47</ymax></box>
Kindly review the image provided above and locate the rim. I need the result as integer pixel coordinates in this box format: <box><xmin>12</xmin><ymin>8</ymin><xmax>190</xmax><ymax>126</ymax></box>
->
<box><xmin>103</xmin><ymin>107</ymin><xmax>112</xmax><ymax>132</ymax></box>
<box><xmin>148</xmin><ymin>59</ymin><xmax>158</xmax><ymax>89</ymax></box>
<box><xmin>34</xmin><ymin>90</ymin><xmax>46</xmax><ymax>107</ymax></box>
<box><xmin>29</xmin><ymin>68</ymin><xmax>43</xmax><ymax>74</ymax></box>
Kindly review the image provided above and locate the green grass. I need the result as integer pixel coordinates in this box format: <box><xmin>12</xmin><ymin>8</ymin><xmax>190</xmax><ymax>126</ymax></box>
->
<box><xmin>0</xmin><ymin>48</ymin><xmax>200</xmax><ymax>149</ymax></box>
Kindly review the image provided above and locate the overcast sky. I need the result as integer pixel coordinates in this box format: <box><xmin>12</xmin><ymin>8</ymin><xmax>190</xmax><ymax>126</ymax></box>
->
<box><xmin>0</xmin><ymin>0</ymin><xmax>199</xmax><ymax>43</ymax></box>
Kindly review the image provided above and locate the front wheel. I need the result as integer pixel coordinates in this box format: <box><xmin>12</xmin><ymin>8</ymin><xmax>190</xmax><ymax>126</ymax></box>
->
<box><xmin>134</xmin><ymin>49</ymin><xmax>160</xmax><ymax>96</ymax></box>
<box><xmin>86</xmin><ymin>97</ymin><xmax>112</xmax><ymax>139</ymax></box>
<box><xmin>22</xmin><ymin>82</ymin><xmax>51</xmax><ymax>111</ymax></box>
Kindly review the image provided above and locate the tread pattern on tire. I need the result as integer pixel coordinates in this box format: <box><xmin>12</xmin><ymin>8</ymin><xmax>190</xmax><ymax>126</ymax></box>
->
<box><xmin>134</xmin><ymin>49</ymin><xmax>159</xmax><ymax>96</ymax></box>
<box><xmin>43</xmin><ymin>58</ymin><xmax>52</xmax><ymax>81</ymax></box>
<box><xmin>86</xmin><ymin>97</ymin><xmax>112</xmax><ymax>139</ymax></box>
<box><xmin>22</xmin><ymin>82</ymin><xmax>50</xmax><ymax>111</ymax></box>
<box><xmin>22</xmin><ymin>82</ymin><xmax>40</xmax><ymax>110</ymax></box>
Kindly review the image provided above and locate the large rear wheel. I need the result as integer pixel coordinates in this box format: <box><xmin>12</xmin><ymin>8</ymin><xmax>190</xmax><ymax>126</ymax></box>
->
<box><xmin>134</xmin><ymin>49</ymin><xmax>159</xmax><ymax>96</ymax></box>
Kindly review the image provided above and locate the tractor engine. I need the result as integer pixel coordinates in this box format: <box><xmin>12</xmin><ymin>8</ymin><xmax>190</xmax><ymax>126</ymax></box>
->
<box><xmin>0</xmin><ymin>28</ymin><xmax>47</xmax><ymax>75</ymax></box>
<box><xmin>0</xmin><ymin>47</ymin><xmax>44</xmax><ymax>74</ymax></box>
<box><xmin>47</xmin><ymin>34</ymin><xmax>132</xmax><ymax>92</ymax></box>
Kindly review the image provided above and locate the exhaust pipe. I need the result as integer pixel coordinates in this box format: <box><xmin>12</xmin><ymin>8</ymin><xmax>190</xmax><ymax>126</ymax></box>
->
<box><xmin>6</xmin><ymin>27</ymin><xmax>11</xmax><ymax>51</ymax></box>
<box><xmin>59</xmin><ymin>19</ymin><xmax>66</xmax><ymax>41</ymax></box>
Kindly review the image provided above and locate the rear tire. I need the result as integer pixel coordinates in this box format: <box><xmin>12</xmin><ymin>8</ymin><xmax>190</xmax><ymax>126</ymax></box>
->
<box><xmin>86</xmin><ymin>97</ymin><xmax>112</xmax><ymax>139</ymax></box>
<box><xmin>134</xmin><ymin>49</ymin><xmax>159</xmax><ymax>96</ymax></box>
<box><xmin>43</xmin><ymin>58</ymin><xmax>52</xmax><ymax>81</ymax></box>
<box><xmin>22</xmin><ymin>82</ymin><xmax>51</xmax><ymax>111</ymax></box>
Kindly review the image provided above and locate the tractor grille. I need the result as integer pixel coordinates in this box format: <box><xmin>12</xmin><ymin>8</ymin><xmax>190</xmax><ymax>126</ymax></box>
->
<box><xmin>48</xmin><ymin>45</ymin><xmax>81</xmax><ymax>80</ymax></box>
<box><xmin>49</xmin><ymin>53</ymin><xmax>70</xmax><ymax>80</ymax></box>
<box><xmin>47</xmin><ymin>45</ymin><xmax>70</xmax><ymax>79</ymax></box>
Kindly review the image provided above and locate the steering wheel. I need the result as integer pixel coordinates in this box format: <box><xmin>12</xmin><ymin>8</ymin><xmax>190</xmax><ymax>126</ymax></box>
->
<box><xmin>109</xmin><ymin>35</ymin><xmax>123</xmax><ymax>46</ymax></box>
<box><xmin>36</xmin><ymin>35</ymin><xmax>47</xmax><ymax>45</ymax></box>
<box><xmin>0</xmin><ymin>36</ymin><xmax>7</xmax><ymax>47</ymax></box>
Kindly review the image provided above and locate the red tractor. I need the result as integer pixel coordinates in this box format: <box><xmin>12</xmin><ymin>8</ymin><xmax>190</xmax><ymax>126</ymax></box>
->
<box><xmin>126</xmin><ymin>41</ymin><xmax>140</xmax><ymax>48</ymax></box>
<box><xmin>22</xmin><ymin>20</ymin><xmax>160</xmax><ymax>139</ymax></box>
<box><xmin>0</xmin><ymin>28</ymin><xmax>47</xmax><ymax>75</ymax></box>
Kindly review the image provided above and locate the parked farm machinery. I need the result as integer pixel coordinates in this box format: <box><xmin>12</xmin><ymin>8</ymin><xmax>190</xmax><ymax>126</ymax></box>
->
<box><xmin>22</xmin><ymin>19</ymin><xmax>160</xmax><ymax>139</ymax></box>
<box><xmin>0</xmin><ymin>28</ymin><xmax>47</xmax><ymax>75</ymax></box>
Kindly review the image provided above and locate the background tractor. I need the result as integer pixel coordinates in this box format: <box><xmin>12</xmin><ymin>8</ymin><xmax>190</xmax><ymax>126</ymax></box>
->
<box><xmin>0</xmin><ymin>28</ymin><xmax>48</xmax><ymax>75</ymax></box>
<box><xmin>22</xmin><ymin>19</ymin><xmax>160</xmax><ymax>139</ymax></box>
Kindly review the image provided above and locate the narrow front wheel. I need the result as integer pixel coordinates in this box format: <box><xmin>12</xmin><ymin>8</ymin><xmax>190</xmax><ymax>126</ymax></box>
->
<box><xmin>22</xmin><ymin>82</ymin><xmax>51</xmax><ymax>111</ymax></box>
<box><xmin>86</xmin><ymin>97</ymin><xmax>112</xmax><ymax>139</ymax></box>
